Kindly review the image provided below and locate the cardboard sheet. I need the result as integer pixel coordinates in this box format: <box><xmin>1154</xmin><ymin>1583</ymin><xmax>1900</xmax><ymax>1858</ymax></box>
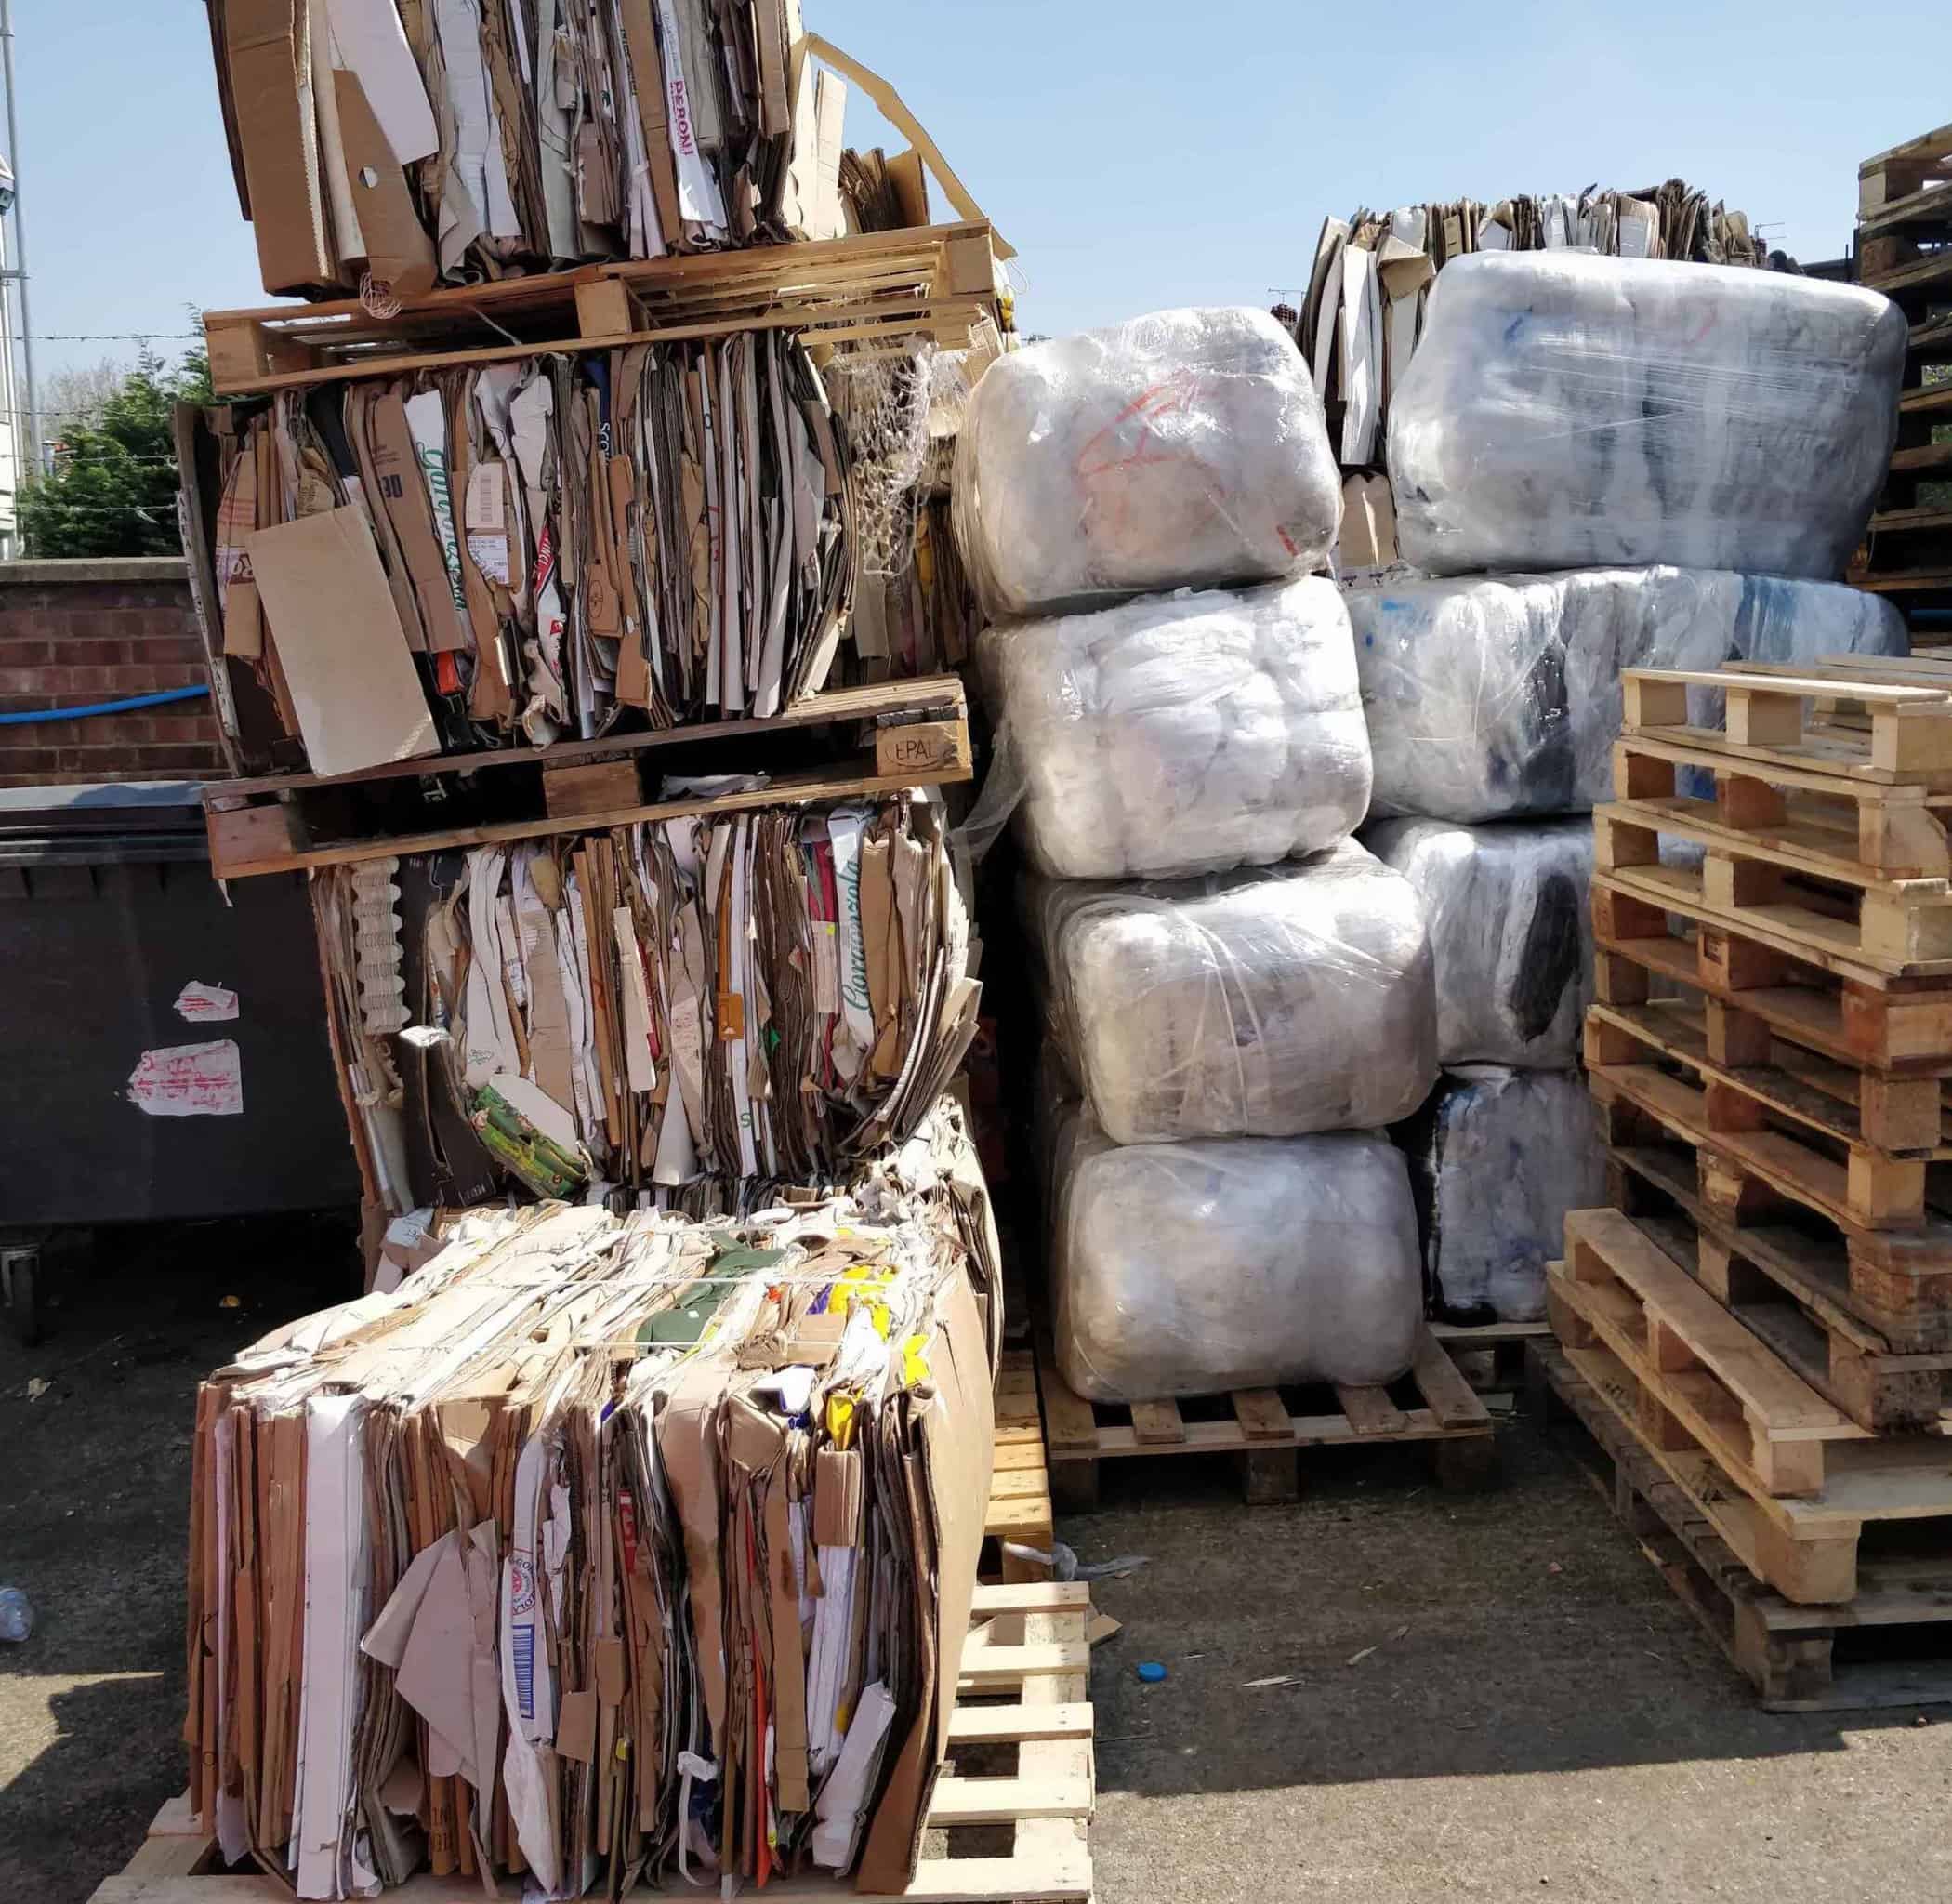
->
<box><xmin>247</xmin><ymin>507</ymin><xmax>439</xmax><ymax>774</ymax></box>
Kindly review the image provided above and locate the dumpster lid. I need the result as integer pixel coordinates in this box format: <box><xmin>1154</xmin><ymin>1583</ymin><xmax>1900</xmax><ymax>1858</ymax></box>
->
<box><xmin>0</xmin><ymin>781</ymin><xmax>211</xmax><ymax>866</ymax></box>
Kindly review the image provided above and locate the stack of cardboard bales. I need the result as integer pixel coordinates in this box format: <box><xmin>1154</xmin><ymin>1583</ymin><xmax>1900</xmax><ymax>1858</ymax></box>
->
<box><xmin>1355</xmin><ymin>251</ymin><xmax>1912</xmax><ymax>1324</ymax></box>
<box><xmin>958</xmin><ymin>307</ymin><xmax>1437</xmax><ymax>1403</ymax></box>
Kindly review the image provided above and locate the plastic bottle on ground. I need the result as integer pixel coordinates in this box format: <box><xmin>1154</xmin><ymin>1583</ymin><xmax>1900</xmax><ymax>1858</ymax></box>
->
<box><xmin>0</xmin><ymin>1587</ymin><xmax>33</xmax><ymax>1642</ymax></box>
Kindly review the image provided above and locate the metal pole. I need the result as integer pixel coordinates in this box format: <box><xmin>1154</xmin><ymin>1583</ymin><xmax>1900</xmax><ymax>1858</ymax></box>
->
<box><xmin>0</xmin><ymin>0</ymin><xmax>38</xmax><ymax>486</ymax></box>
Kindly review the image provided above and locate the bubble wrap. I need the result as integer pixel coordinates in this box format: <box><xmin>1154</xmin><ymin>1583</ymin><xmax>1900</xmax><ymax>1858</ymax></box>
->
<box><xmin>953</xmin><ymin>306</ymin><xmax>1341</xmax><ymax>621</ymax></box>
<box><xmin>1349</xmin><ymin>566</ymin><xmax>1907</xmax><ymax>822</ymax></box>
<box><xmin>976</xmin><ymin>577</ymin><xmax>1372</xmax><ymax>879</ymax></box>
<box><xmin>1389</xmin><ymin>252</ymin><xmax>1906</xmax><ymax>578</ymax></box>
<box><xmin>1365</xmin><ymin>816</ymin><xmax>1592</xmax><ymax>1069</ymax></box>
<box><xmin>1052</xmin><ymin>1113</ymin><xmax>1423</xmax><ymax>1401</ymax></box>
<box><xmin>1025</xmin><ymin>840</ymin><xmax>1439</xmax><ymax>1144</ymax></box>
<box><xmin>1396</xmin><ymin>1067</ymin><xmax>1607</xmax><ymax>1323</ymax></box>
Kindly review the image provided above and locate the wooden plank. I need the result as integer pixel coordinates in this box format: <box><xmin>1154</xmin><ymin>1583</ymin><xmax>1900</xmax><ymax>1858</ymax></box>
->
<box><xmin>204</xmin><ymin>762</ymin><xmax>971</xmax><ymax>880</ymax></box>
<box><xmin>1616</xmin><ymin>725</ymin><xmax>1952</xmax><ymax>794</ymax></box>
<box><xmin>217</xmin><ymin>675</ymin><xmax>968</xmax><ymax>799</ymax></box>
<box><xmin>929</xmin><ymin>1771</ymin><xmax>1092</xmax><ymax>1825</ymax></box>
<box><xmin>1429</xmin><ymin>1318</ymin><xmax>1553</xmax><ymax>1345</ymax></box>
<box><xmin>1411</xmin><ymin>1329</ymin><xmax>1493</xmax><ymax>1428</ymax></box>
<box><xmin>968</xmin><ymin>1580</ymin><xmax>1090</xmax><ymax>1617</ymax></box>
<box><xmin>1621</xmin><ymin>668</ymin><xmax>1952</xmax><ymax>708</ymax></box>
<box><xmin>1035</xmin><ymin>1356</ymin><xmax>1103</xmax><ymax>1457</ymax></box>
<box><xmin>956</xmin><ymin>1641</ymin><xmax>1094</xmax><ymax>1688</ymax></box>
<box><xmin>1868</xmin><ymin>504</ymin><xmax>1952</xmax><ymax>536</ymax></box>
<box><xmin>946</xmin><ymin>1701</ymin><xmax>1094</xmax><ymax>1745</ymax></box>
<box><xmin>540</xmin><ymin>760</ymin><xmax>639</xmax><ymax>819</ymax></box>
<box><xmin>1231</xmin><ymin>1387</ymin><xmax>1294</xmax><ymax>1442</ymax></box>
<box><xmin>1128</xmin><ymin>1399</ymin><xmax>1188</xmax><ymax>1446</ymax></box>
<box><xmin>1335</xmin><ymin>1382</ymin><xmax>1409</xmax><ymax>1435</ymax></box>
<box><xmin>1863</xmin><ymin>251</ymin><xmax>1952</xmax><ymax>295</ymax></box>
<box><xmin>208</xmin><ymin>297</ymin><xmax>989</xmax><ymax>395</ymax></box>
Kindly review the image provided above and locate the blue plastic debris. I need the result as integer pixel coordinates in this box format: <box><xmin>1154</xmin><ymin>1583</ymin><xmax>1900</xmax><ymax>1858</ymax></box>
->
<box><xmin>1136</xmin><ymin>1660</ymin><xmax>1167</xmax><ymax>1684</ymax></box>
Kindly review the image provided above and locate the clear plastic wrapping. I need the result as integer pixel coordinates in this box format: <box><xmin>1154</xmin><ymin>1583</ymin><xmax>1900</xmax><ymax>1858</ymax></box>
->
<box><xmin>953</xmin><ymin>306</ymin><xmax>1341</xmax><ymax>621</ymax></box>
<box><xmin>1397</xmin><ymin>1066</ymin><xmax>1607</xmax><ymax>1323</ymax></box>
<box><xmin>976</xmin><ymin>578</ymin><xmax>1372</xmax><ymax>879</ymax></box>
<box><xmin>1052</xmin><ymin>1113</ymin><xmax>1424</xmax><ymax>1401</ymax></box>
<box><xmin>1365</xmin><ymin>816</ymin><xmax>1592</xmax><ymax>1069</ymax></box>
<box><xmin>1389</xmin><ymin>252</ymin><xmax>1906</xmax><ymax>578</ymax></box>
<box><xmin>1349</xmin><ymin>566</ymin><xmax>1907</xmax><ymax>822</ymax></box>
<box><xmin>1024</xmin><ymin>840</ymin><xmax>1439</xmax><ymax>1144</ymax></box>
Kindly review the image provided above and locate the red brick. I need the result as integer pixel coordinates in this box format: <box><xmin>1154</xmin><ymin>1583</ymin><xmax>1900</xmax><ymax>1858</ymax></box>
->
<box><xmin>144</xmin><ymin>714</ymin><xmax>210</xmax><ymax>743</ymax></box>
<box><xmin>0</xmin><ymin>745</ymin><xmax>64</xmax><ymax>774</ymax></box>
<box><xmin>142</xmin><ymin>636</ymin><xmax>210</xmax><ymax>667</ymax></box>
<box><xmin>0</xmin><ymin>610</ymin><xmax>56</xmax><ymax>643</ymax></box>
<box><xmin>0</xmin><ymin>667</ymin><xmax>50</xmax><ymax>694</ymax></box>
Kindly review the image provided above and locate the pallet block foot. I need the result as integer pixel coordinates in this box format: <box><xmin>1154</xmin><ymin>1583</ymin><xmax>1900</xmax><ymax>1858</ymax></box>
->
<box><xmin>1236</xmin><ymin>1447</ymin><xmax>1299</xmax><ymax>1505</ymax></box>
<box><xmin>1049</xmin><ymin>1458</ymin><xmax>1101</xmax><ymax>1515</ymax></box>
<box><xmin>1431</xmin><ymin>1434</ymin><xmax>1500</xmax><ymax>1492</ymax></box>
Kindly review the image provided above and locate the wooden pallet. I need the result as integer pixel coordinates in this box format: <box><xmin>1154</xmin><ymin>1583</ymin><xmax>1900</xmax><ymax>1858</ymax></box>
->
<box><xmin>95</xmin><ymin>1380</ymin><xmax>1087</xmax><ymax>1904</ymax></box>
<box><xmin>1590</xmin><ymin>963</ymin><xmax>1952</xmax><ymax>1155</ymax></box>
<box><xmin>1610</xmin><ymin>1141</ymin><xmax>1952</xmax><ymax>1422</ymax></box>
<box><xmin>989</xmin><ymin>1347</ymin><xmax>1057</xmax><ymax>1580</ymax></box>
<box><xmin>200</xmin><ymin>677</ymin><xmax>970</xmax><ymax>879</ymax></box>
<box><xmin>1853</xmin><ymin>126</ymin><xmax>1952</xmax><ymax>614</ymax></box>
<box><xmin>1592</xmin><ymin>902</ymin><xmax>1952</xmax><ymax>1078</ymax></box>
<box><xmin>1589</xmin><ymin>1068</ymin><xmax>1952</xmax><ymax>1334</ymax></box>
<box><xmin>1588</xmin><ymin>1034</ymin><xmax>1930</xmax><ymax>1235</ymax></box>
<box><xmin>1035</xmin><ymin>1328</ymin><xmax>1497</xmax><ymax>1512</ymax></box>
<box><xmin>1619</xmin><ymin>666</ymin><xmax>1952</xmax><ymax>788</ymax></box>
<box><xmin>204</xmin><ymin>221</ymin><xmax>1002</xmax><ymax>395</ymax></box>
<box><xmin>1548</xmin><ymin>1264</ymin><xmax>1952</xmax><ymax>1603</ymax></box>
<box><xmin>1532</xmin><ymin>1335</ymin><xmax>1952</xmax><ymax>1711</ymax></box>
<box><xmin>93</xmin><ymin>1580</ymin><xmax>1093</xmax><ymax>1904</ymax></box>
<box><xmin>1556</xmin><ymin>1208</ymin><xmax>1870</xmax><ymax>1498</ymax></box>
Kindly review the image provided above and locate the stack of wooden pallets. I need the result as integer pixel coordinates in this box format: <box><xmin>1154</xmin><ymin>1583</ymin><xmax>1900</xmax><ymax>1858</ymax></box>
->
<box><xmin>1851</xmin><ymin>122</ymin><xmax>1952</xmax><ymax>640</ymax></box>
<box><xmin>1536</xmin><ymin>661</ymin><xmax>1952</xmax><ymax>1710</ymax></box>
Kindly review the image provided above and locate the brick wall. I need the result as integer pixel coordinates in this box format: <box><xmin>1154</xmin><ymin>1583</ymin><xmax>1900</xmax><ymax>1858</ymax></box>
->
<box><xmin>0</xmin><ymin>559</ymin><xmax>229</xmax><ymax>787</ymax></box>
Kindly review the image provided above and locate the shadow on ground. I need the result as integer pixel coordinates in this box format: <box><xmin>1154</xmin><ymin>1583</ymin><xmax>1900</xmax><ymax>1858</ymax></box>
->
<box><xmin>0</xmin><ymin>1210</ymin><xmax>357</xmax><ymax>1903</ymax></box>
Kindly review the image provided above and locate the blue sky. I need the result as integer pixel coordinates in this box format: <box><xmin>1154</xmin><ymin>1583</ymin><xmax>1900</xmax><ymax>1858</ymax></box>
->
<box><xmin>8</xmin><ymin>0</ymin><xmax>1948</xmax><ymax>384</ymax></box>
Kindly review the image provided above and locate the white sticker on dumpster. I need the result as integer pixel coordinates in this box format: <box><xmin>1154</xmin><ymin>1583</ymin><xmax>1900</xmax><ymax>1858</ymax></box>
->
<box><xmin>175</xmin><ymin>980</ymin><xmax>240</xmax><ymax>1023</ymax></box>
<box><xmin>127</xmin><ymin>1040</ymin><xmax>244</xmax><ymax>1117</ymax></box>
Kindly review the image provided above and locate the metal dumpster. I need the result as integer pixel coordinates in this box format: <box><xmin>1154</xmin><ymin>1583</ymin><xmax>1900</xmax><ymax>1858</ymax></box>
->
<box><xmin>0</xmin><ymin>783</ymin><xmax>360</xmax><ymax>1329</ymax></box>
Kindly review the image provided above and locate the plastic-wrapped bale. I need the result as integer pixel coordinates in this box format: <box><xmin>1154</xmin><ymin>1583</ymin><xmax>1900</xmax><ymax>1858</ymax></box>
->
<box><xmin>977</xmin><ymin>578</ymin><xmax>1372</xmax><ymax>879</ymax></box>
<box><xmin>1396</xmin><ymin>1067</ymin><xmax>1608</xmax><ymax>1323</ymax></box>
<box><xmin>1365</xmin><ymin>816</ymin><xmax>1592</xmax><ymax>1069</ymax></box>
<box><xmin>1052</xmin><ymin>1112</ymin><xmax>1423</xmax><ymax>1400</ymax></box>
<box><xmin>953</xmin><ymin>306</ymin><xmax>1341</xmax><ymax>621</ymax></box>
<box><xmin>1027</xmin><ymin>840</ymin><xmax>1439</xmax><ymax>1144</ymax></box>
<box><xmin>1389</xmin><ymin>252</ymin><xmax>1906</xmax><ymax>578</ymax></box>
<box><xmin>1349</xmin><ymin>566</ymin><xmax>1906</xmax><ymax>822</ymax></box>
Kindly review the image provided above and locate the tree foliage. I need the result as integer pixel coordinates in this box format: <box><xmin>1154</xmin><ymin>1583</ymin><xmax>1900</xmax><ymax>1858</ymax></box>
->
<box><xmin>19</xmin><ymin>348</ymin><xmax>212</xmax><ymax>559</ymax></box>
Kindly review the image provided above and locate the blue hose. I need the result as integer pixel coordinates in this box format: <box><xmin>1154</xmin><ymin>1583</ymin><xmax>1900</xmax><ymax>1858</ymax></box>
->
<box><xmin>0</xmin><ymin>683</ymin><xmax>210</xmax><ymax>726</ymax></box>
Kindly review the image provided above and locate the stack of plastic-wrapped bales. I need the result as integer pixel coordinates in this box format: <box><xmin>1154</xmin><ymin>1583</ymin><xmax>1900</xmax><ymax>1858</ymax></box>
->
<box><xmin>956</xmin><ymin>307</ymin><xmax>1438</xmax><ymax>1402</ymax></box>
<box><xmin>1360</xmin><ymin>251</ymin><xmax>1911</xmax><ymax>1323</ymax></box>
